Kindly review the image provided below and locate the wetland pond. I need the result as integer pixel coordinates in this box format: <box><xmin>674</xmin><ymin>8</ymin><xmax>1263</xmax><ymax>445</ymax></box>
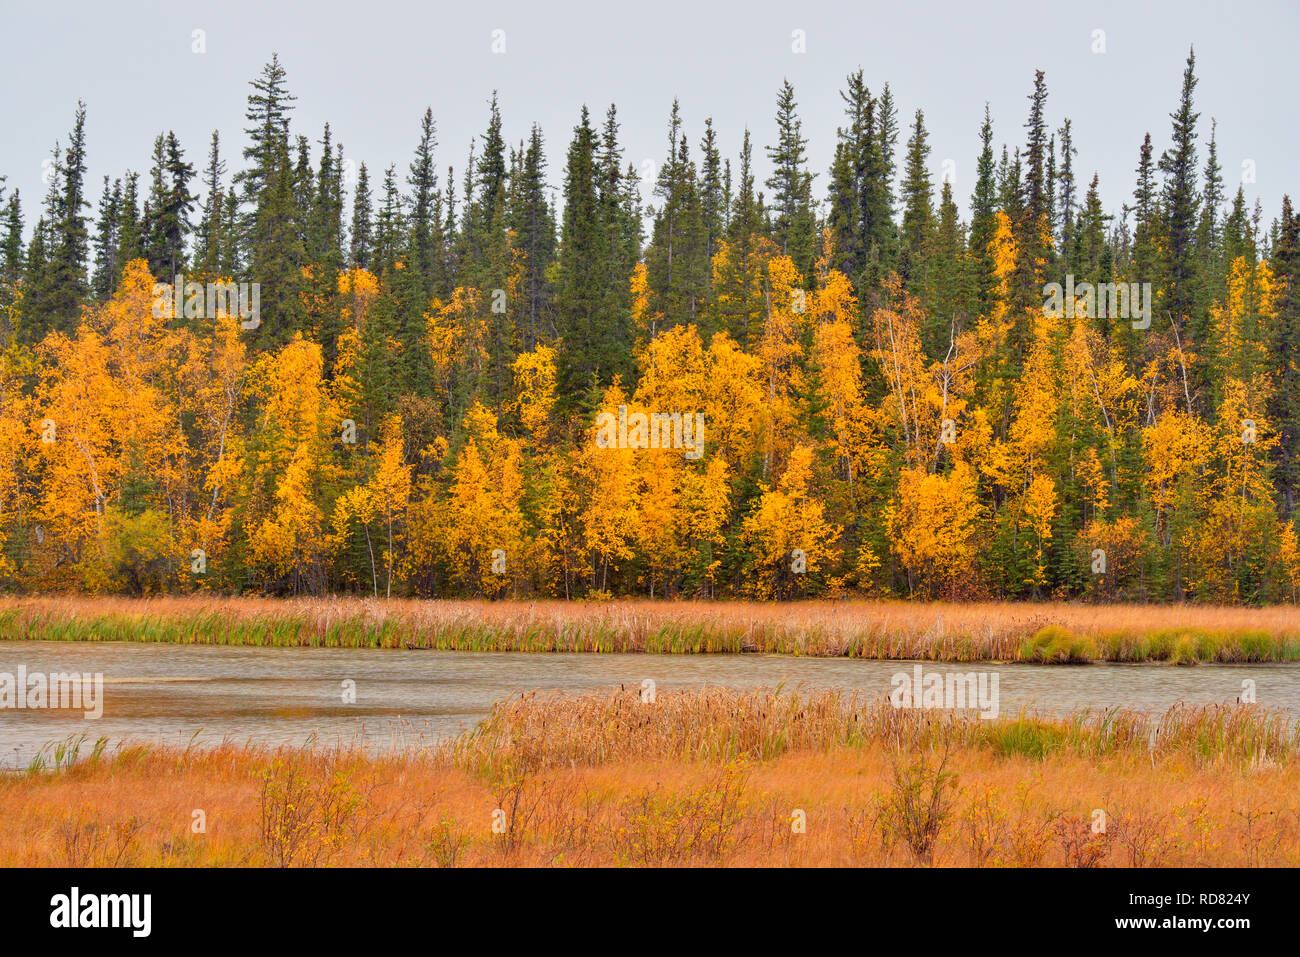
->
<box><xmin>1</xmin><ymin>641</ymin><xmax>1296</xmax><ymax>767</ymax></box>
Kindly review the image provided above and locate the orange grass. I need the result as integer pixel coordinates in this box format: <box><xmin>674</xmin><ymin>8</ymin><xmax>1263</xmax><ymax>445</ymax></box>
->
<box><xmin>4</xmin><ymin>594</ymin><xmax>1300</xmax><ymax>661</ymax></box>
<box><xmin>3</xmin><ymin>688</ymin><xmax>1298</xmax><ymax>867</ymax></box>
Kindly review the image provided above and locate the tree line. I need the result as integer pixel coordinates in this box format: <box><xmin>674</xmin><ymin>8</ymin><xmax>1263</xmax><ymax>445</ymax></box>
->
<box><xmin>1</xmin><ymin>49</ymin><xmax>1298</xmax><ymax>602</ymax></box>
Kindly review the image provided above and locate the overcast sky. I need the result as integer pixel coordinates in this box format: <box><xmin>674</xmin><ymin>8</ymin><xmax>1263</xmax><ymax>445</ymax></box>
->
<box><xmin>2</xmin><ymin>0</ymin><xmax>1296</xmax><ymax>238</ymax></box>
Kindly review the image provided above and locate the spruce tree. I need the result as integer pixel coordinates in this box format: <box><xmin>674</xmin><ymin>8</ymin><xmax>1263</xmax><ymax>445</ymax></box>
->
<box><xmin>1057</xmin><ymin>119</ymin><xmax>1078</xmax><ymax>275</ymax></box>
<box><xmin>898</xmin><ymin>109</ymin><xmax>933</xmax><ymax>292</ymax></box>
<box><xmin>1159</xmin><ymin>47</ymin><xmax>1202</xmax><ymax>336</ymax></box>
<box><xmin>765</xmin><ymin>80</ymin><xmax>816</xmax><ymax>279</ymax></box>
<box><xmin>0</xmin><ymin>188</ymin><xmax>22</xmax><ymax>344</ymax></box>
<box><xmin>248</xmin><ymin>133</ymin><xmax>306</xmax><ymax>344</ymax></box>
<box><xmin>91</xmin><ymin>176</ymin><xmax>121</xmax><ymax>300</ymax></box>
<box><xmin>237</xmin><ymin>54</ymin><xmax>297</xmax><ymax>209</ymax></box>
<box><xmin>554</xmin><ymin>106</ymin><xmax>614</xmax><ymax>405</ymax></box>
<box><xmin>646</xmin><ymin>100</ymin><xmax>707</xmax><ymax>330</ymax></box>
<box><xmin>194</xmin><ymin>131</ymin><xmax>228</xmax><ymax>276</ymax></box>
<box><xmin>1268</xmin><ymin>196</ymin><xmax>1300</xmax><ymax>512</ymax></box>
<box><xmin>596</xmin><ymin>106</ymin><xmax>640</xmax><ymax>355</ymax></box>
<box><xmin>349</xmin><ymin>162</ymin><xmax>373</xmax><ymax>269</ymax></box>
<box><xmin>143</xmin><ymin>131</ymin><xmax>195</xmax><ymax>281</ymax></box>
<box><xmin>0</xmin><ymin>190</ymin><xmax>21</xmax><ymax>286</ymax></box>
<box><xmin>827</xmin><ymin>69</ymin><xmax>871</xmax><ymax>281</ymax></box>
<box><xmin>371</xmin><ymin>165</ymin><xmax>407</xmax><ymax>276</ymax></box>
<box><xmin>116</xmin><ymin>171</ymin><xmax>143</xmax><ymax>273</ymax></box>
<box><xmin>36</xmin><ymin>102</ymin><xmax>93</xmax><ymax>335</ymax></box>
<box><xmin>1194</xmin><ymin>118</ymin><xmax>1225</xmax><ymax>319</ymax></box>
<box><xmin>406</xmin><ymin>108</ymin><xmax>442</xmax><ymax>295</ymax></box>
<box><xmin>969</xmin><ymin>105</ymin><xmax>998</xmax><ymax>318</ymax></box>
<box><xmin>468</xmin><ymin>94</ymin><xmax>515</xmax><ymax>410</ymax></box>
<box><xmin>871</xmin><ymin>83</ymin><xmax>900</xmax><ymax>271</ymax></box>
<box><xmin>307</xmin><ymin>124</ymin><xmax>344</xmax><ymax>269</ymax></box>
<box><xmin>506</xmin><ymin>123</ymin><xmax>556</xmax><ymax>350</ymax></box>
<box><xmin>698</xmin><ymin>118</ymin><xmax>726</xmax><ymax>268</ymax></box>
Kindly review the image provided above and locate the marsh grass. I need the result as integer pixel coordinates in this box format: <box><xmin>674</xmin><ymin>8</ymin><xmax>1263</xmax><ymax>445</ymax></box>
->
<box><xmin>3</xmin><ymin>688</ymin><xmax>1300</xmax><ymax>867</ymax></box>
<box><xmin>458</xmin><ymin>687</ymin><xmax>1300</xmax><ymax>769</ymax></box>
<box><xmin>4</xmin><ymin>595</ymin><xmax>1300</xmax><ymax>663</ymax></box>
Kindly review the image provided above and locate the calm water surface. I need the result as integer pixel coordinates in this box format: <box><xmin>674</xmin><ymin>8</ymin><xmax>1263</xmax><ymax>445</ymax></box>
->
<box><xmin>1</xmin><ymin>641</ymin><xmax>1296</xmax><ymax>767</ymax></box>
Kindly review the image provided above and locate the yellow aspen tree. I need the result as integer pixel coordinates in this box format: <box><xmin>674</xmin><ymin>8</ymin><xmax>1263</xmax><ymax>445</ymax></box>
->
<box><xmin>1141</xmin><ymin>409</ymin><xmax>1207</xmax><ymax>548</ymax></box>
<box><xmin>245</xmin><ymin>335</ymin><xmax>339</xmax><ymax>592</ymax></box>
<box><xmin>758</xmin><ymin>254</ymin><xmax>808</xmax><ymax>479</ymax></box>
<box><xmin>335</xmin><ymin>413</ymin><xmax>411</xmax><ymax>598</ymax></box>
<box><xmin>1209</xmin><ymin>257</ymin><xmax>1278</xmax><ymax>388</ymax></box>
<box><xmin>578</xmin><ymin>383</ymin><xmax>642</xmax><ymax>595</ymax></box>
<box><xmin>1277</xmin><ymin>520</ymin><xmax>1300</xmax><ymax>602</ymax></box>
<box><xmin>1190</xmin><ymin>378</ymin><xmax>1279</xmax><ymax>599</ymax></box>
<box><xmin>633</xmin><ymin>446</ymin><xmax>686</xmax><ymax>597</ymax></box>
<box><xmin>813</xmin><ymin>317</ymin><xmax>868</xmax><ymax>489</ymax></box>
<box><xmin>630</xmin><ymin>261</ymin><xmax>651</xmax><ymax>352</ymax></box>
<box><xmin>178</xmin><ymin>309</ymin><xmax>249</xmax><ymax>587</ymax></box>
<box><xmin>680</xmin><ymin>455</ymin><xmax>730</xmax><ymax>596</ymax></box>
<box><xmin>426</xmin><ymin>287</ymin><xmax>488</xmax><ymax>410</ymax></box>
<box><xmin>34</xmin><ymin>261</ymin><xmax>185</xmax><ymax>587</ymax></box>
<box><xmin>869</xmin><ymin>277</ymin><xmax>941</xmax><ymax>468</ymax></box>
<box><xmin>887</xmin><ymin>461</ymin><xmax>983</xmax><ymax>598</ymax></box>
<box><xmin>634</xmin><ymin>323</ymin><xmax>709</xmax><ymax>414</ymax></box>
<box><xmin>331</xmin><ymin>266</ymin><xmax>382</xmax><ymax>414</ymax></box>
<box><xmin>741</xmin><ymin>445</ymin><xmax>841</xmax><ymax>599</ymax></box>
<box><xmin>701</xmin><ymin>332</ymin><xmax>763</xmax><ymax>471</ymax></box>
<box><xmin>436</xmin><ymin>403</ymin><xmax>526</xmax><ymax>597</ymax></box>
<box><xmin>511</xmin><ymin>344</ymin><xmax>558</xmax><ymax>446</ymax></box>
<box><xmin>1021</xmin><ymin>473</ymin><xmax>1058</xmax><ymax>593</ymax></box>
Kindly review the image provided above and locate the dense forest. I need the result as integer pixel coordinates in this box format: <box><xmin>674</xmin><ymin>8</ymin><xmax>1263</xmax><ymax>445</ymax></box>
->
<box><xmin>1</xmin><ymin>49</ymin><xmax>1298</xmax><ymax>602</ymax></box>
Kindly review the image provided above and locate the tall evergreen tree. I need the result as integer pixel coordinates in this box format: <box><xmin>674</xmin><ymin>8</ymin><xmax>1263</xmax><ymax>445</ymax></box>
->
<box><xmin>1013</xmin><ymin>71</ymin><xmax>1051</xmax><ymax>312</ymax></box>
<box><xmin>143</xmin><ymin>131</ymin><xmax>195</xmax><ymax>280</ymax></box>
<box><xmin>646</xmin><ymin>100</ymin><xmax>707</xmax><ymax>330</ymax></box>
<box><xmin>765</xmin><ymin>80</ymin><xmax>816</xmax><ymax>279</ymax></box>
<box><xmin>872</xmin><ymin>82</ymin><xmax>900</xmax><ymax>268</ymax></box>
<box><xmin>506</xmin><ymin>123</ymin><xmax>556</xmax><ymax>349</ymax></box>
<box><xmin>0</xmin><ymin>188</ymin><xmax>22</xmax><ymax>344</ymax></box>
<box><xmin>969</xmin><ymin>104</ymin><xmax>999</xmax><ymax>317</ymax></box>
<box><xmin>1130</xmin><ymin>132</ymin><xmax>1163</xmax><ymax>302</ymax></box>
<box><xmin>698</xmin><ymin>118</ymin><xmax>726</xmax><ymax>268</ymax></box>
<box><xmin>1160</xmin><ymin>47</ymin><xmax>1202</xmax><ymax>336</ymax></box>
<box><xmin>406</xmin><ymin>108</ymin><xmax>443</xmax><ymax>296</ymax></box>
<box><xmin>194</xmin><ymin>131</ymin><xmax>228</xmax><ymax>276</ymax></box>
<box><xmin>237</xmin><ymin>53</ymin><xmax>298</xmax><ymax>323</ymax></box>
<box><xmin>307</xmin><ymin>124</ymin><xmax>344</xmax><ymax>269</ymax></box>
<box><xmin>371</xmin><ymin>165</ymin><xmax>406</xmax><ymax>276</ymax></box>
<box><xmin>41</xmin><ymin>102</ymin><xmax>93</xmax><ymax>334</ymax></box>
<box><xmin>898</xmin><ymin>109</ymin><xmax>933</xmax><ymax>291</ymax></box>
<box><xmin>349</xmin><ymin>162</ymin><xmax>373</xmax><ymax>270</ymax></box>
<box><xmin>1057</xmin><ymin>119</ymin><xmax>1078</xmax><ymax>274</ymax></box>
<box><xmin>596</xmin><ymin>106</ymin><xmax>640</xmax><ymax>361</ymax></box>
<box><xmin>0</xmin><ymin>190</ymin><xmax>21</xmax><ymax>287</ymax></box>
<box><xmin>247</xmin><ymin>132</ymin><xmax>306</xmax><ymax>343</ymax></box>
<box><xmin>555</xmin><ymin>106</ymin><xmax>625</xmax><ymax>404</ymax></box>
<box><xmin>90</xmin><ymin>176</ymin><xmax>121</xmax><ymax>300</ymax></box>
<box><xmin>827</xmin><ymin>69</ymin><xmax>872</xmax><ymax>281</ymax></box>
<box><xmin>1269</xmin><ymin>195</ymin><xmax>1300</xmax><ymax>512</ymax></box>
<box><xmin>116</xmin><ymin>171</ymin><xmax>143</xmax><ymax>272</ymax></box>
<box><xmin>1194</xmin><ymin>117</ymin><xmax>1226</xmax><ymax>318</ymax></box>
<box><xmin>236</xmin><ymin>53</ymin><xmax>296</xmax><ymax>210</ymax></box>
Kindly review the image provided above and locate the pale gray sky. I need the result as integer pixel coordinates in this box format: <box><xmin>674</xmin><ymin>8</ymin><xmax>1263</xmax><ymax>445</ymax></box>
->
<box><xmin>2</xmin><ymin>0</ymin><xmax>1296</xmax><ymax>238</ymax></box>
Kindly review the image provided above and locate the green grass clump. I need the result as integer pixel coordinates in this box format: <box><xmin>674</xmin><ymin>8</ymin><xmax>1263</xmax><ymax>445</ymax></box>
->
<box><xmin>981</xmin><ymin>717</ymin><xmax>1071</xmax><ymax>759</ymax></box>
<box><xmin>1018</xmin><ymin>625</ymin><xmax>1095</xmax><ymax>663</ymax></box>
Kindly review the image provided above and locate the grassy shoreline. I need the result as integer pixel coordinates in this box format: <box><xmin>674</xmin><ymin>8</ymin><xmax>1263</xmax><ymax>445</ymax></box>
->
<box><xmin>4</xmin><ymin>688</ymin><xmax>1298</xmax><ymax>867</ymax></box>
<box><xmin>3</xmin><ymin>595</ymin><xmax>1300</xmax><ymax>664</ymax></box>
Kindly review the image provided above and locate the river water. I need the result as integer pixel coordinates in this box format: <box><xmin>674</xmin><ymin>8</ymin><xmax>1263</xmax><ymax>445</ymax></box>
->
<box><xmin>1</xmin><ymin>641</ymin><xmax>1297</xmax><ymax>767</ymax></box>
